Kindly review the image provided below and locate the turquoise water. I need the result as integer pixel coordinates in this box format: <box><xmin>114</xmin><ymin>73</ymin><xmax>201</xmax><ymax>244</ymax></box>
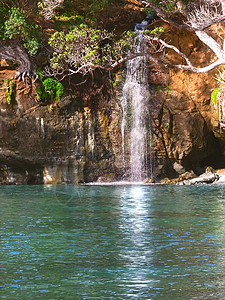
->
<box><xmin>1</xmin><ymin>185</ymin><xmax>225</xmax><ymax>299</ymax></box>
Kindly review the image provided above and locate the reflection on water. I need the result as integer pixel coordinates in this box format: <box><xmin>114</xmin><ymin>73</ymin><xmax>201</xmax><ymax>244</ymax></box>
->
<box><xmin>1</xmin><ymin>185</ymin><xmax>225</xmax><ymax>299</ymax></box>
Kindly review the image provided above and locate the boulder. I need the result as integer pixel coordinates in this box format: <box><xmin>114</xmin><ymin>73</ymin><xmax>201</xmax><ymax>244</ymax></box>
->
<box><xmin>182</xmin><ymin>172</ymin><xmax>219</xmax><ymax>185</ymax></box>
<box><xmin>213</xmin><ymin>170</ymin><xmax>225</xmax><ymax>184</ymax></box>
<box><xmin>97</xmin><ymin>173</ymin><xmax>116</xmax><ymax>183</ymax></box>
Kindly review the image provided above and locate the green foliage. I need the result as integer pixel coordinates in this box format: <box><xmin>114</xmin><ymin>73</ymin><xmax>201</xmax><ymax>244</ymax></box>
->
<box><xmin>48</xmin><ymin>24</ymin><xmax>134</xmax><ymax>76</ymax></box>
<box><xmin>163</xmin><ymin>0</ymin><xmax>177</xmax><ymax>13</ymax></box>
<box><xmin>144</xmin><ymin>27</ymin><xmax>164</xmax><ymax>36</ymax></box>
<box><xmin>211</xmin><ymin>88</ymin><xmax>220</xmax><ymax>105</ymax></box>
<box><xmin>155</xmin><ymin>85</ymin><xmax>172</xmax><ymax>93</ymax></box>
<box><xmin>43</xmin><ymin>78</ymin><xmax>64</xmax><ymax>100</ymax></box>
<box><xmin>43</xmin><ymin>0</ymin><xmax>120</xmax><ymax>24</ymax></box>
<box><xmin>23</xmin><ymin>37</ymin><xmax>40</xmax><ymax>56</ymax></box>
<box><xmin>4</xmin><ymin>79</ymin><xmax>14</xmax><ymax>104</ymax></box>
<box><xmin>151</xmin><ymin>0</ymin><xmax>180</xmax><ymax>14</ymax></box>
<box><xmin>157</xmin><ymin>85</ymin><xmax>164</xmax><ymax>90</ymax></box>
<box><xmin>36</xmin><ymin>85</ymin><xmax>46</xmax><ymax>101</ymax></box>
<box><xmin>4</xmin><ymin>7</ymin><xmax>26</xmax><ymax>39</ymax></box>
<box><xmin>36</xmin><ymin>67</ymin><xmax>44</xmax><ymax>81</ymax></box>
<box><xmin>216</xmin><ymin>65</ymin><xmax>225</xmax><ymax>84</ymax></box>
<box><xmin>36</xmin><ymin>76</ymin><xmax>64</xmax><ymax>102</ymax></box>
<box><xmin>150</xmin><ymin>0</ymin><xmax>195</xmax><ymax>16</ymax></box>
<box><xmin>89</xmin><ymin>0</ymin><xmax>110</xmax><ymax>13</ymax></box>
<box><xmin>0</xmin><ymin>5</ymin><xmax>9</xmax><ymax>35</ymax></box>
<box><xmin>213</xmin><ymin>65</ymin><xmax>225</xmax><ymax>104</ymax></box>
<box><xmin>0</xmin><ymin>6</ymin><xmax>41</xmax><ymax>55</ymax></box>
<box><xmin>54</xmin><ymin>12</ymin><xmax>89</xmax><ymax>31</ymax></box>
<box><xmin>142</xmin><ymin>7</ymin><xmax>155</xmax><ymax>16</ymax></box>
<box><xmin>165</xmin><ymin>85</ymin><xmax>172</xmax><ymax>92</ymax></box>
<box><xmin>86</xmin><ymin>0</ymin><xmax>118</xmax><ymax>18</ymax></box>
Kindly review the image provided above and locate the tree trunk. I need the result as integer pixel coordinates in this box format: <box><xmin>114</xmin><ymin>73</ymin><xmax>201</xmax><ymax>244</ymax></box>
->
<box><xmin>0</xmin><ymin>41</ymin><xmax>36</xmax><ymax>80</ymax></box>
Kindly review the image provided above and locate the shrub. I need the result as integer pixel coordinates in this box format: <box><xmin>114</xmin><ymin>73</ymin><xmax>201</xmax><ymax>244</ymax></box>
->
<box><xmin>47</xmin><ymin>24</ymin><xmax>134</xmax><ymax>78</ymax></box>
<box><xmin>36</xmin><ymin>76</ymin><xmax>64</xmax><ymax>102</ymax></box>
<box><xmin>2</xmin><ymin>7</ymin><xmax>41</xmax><ymax>55</ymax></box>
<box><xmin>4</xmin><ymin>79</ymin><xmax>14</xmax><ymax>104</ymax></box>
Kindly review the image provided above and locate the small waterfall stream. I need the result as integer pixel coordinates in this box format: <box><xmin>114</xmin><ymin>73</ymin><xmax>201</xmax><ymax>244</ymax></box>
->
<box><xmin>121</xmin><ymin>16</ymin><xmax>152</xmax><ymax>182</ymax></box>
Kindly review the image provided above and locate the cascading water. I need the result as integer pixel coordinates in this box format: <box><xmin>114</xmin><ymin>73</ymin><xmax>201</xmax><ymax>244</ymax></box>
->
<box><xmin>121</xmin><ymin>16</ymin><xmax>153</xmax><ymax>182</ymax></box>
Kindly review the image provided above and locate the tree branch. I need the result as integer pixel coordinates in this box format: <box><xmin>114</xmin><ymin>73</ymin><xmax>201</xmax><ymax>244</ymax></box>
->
<box><xmin>147</xmin><ymin>53</ymin><xmax>223</xmax><ymax>73</ymax></box>
<box><xmin>185</xmin><ymin>1</ymin><xmax>225</xmax><ymax>30</ymax></box>
<box><xmin>195</xmin><ymin>30</ymin><xmax>225</xmax><ymax>58</ymax></box>
<box><xmin>137</xmin><ymin>0</ymin><xmax>225</xmax><ymax>74</ymax></box>
<box><xmin>139</xmin><ymin>0</ymin><xmax>191</xmax><ymax>31</ymax></box>
<box><xmin>0</xmin><ymin>41</ymin><xmax>36</xmax><ymax>80</ymax></box>
<box><xmin>38</xmin><ymin>0</ymin><xmax>64</xmax><ymax>19</ymax></box>
<box><xmin>148</xmin><ymin>36</ymin><xmax>192</xmax><ymax>66</ymax></box>
<box><xmin>141</xmin><ymin>0</ymin><xmax>225</xmax><ymax>32</ymax></box>
<box><xmin>144</xmin><ymin>35</ymin><xmax>224</xmax><ymax>73</ymax></box>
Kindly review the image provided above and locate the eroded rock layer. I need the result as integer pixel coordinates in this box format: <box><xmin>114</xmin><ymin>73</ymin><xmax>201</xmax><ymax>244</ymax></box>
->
<box><xmin>0</xmin><ymin>11</ymin><xmax>225</xmax><ymax>184</ymax></box>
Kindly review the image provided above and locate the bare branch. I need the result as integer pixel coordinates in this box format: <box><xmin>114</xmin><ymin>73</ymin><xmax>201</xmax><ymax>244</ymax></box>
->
<box><xmin>147</xmin><ymin>54</ymin><xmax>223</xmax><ymax>73</ymax></box>
<box><xmin>43</xmin><ymin>0</ymin><xmax>225</xmax><ymax>80</ymax></box>
<box><xmin>173</xmin><ymin>59</ymin><xmax>223</xmax><ymax>73</ymax></box>
<box><xmin>186</xmin><ymin>1</ymin><xmax>225</xmax><ymax>30</ymax></box>
<box><xmin>195</xmin><ymin>30</ymin><xmax>225</xmax><ymax>58</ymax></box>
<box><xmin>145</xmin><ymin>35</ymin><xmax>192</xmax><ymax>66</ymax></box>
<box><xmin>135</xmin><ymin>0</ymin><xmax>225</xmax><ymax>74</ymax></box>
<box><xmin>138</xmin><ymin>0</ymin><xmax>191</xmax><ymax>30</ymax></box>
<box><xmin>110</xmin><ymin>52</ymin><xmax>149</xmax><ymax>69</ymax></box>
<box><xmin>38</xmin><ymin>0</ymin><xmax>64</xmax><ymax>19</ymax></box>
<box><xmin>140</xmin><ymin>0</ymin><xmax>225</xmax><ymax>32</ymax></box>
<box><xmin>143</xmin><ymin>34</ymin><xmax>224</xmax><ymax>73</ymax></box>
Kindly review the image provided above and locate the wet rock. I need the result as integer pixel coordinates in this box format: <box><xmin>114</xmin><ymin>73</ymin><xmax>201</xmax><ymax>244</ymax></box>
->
<box><xmin>205</xmin><ymin>166</ymin><xmax>215</xmax><ymax>173</ymax></box>
<box><xmin>160</xmin><ymin>177</ymin><xmax>172</xmax><ymax>184</ymax></box>
<box><xmin>97</xmin><ymin>173</ymin><xmax>116</xmax><ymax>183</ymax></box>
<box><xmin>213</xmin><ymin>169</ymin><xmax>225</xmax><ymax>184</ymax></box>
<box><xmin>43</xmin><ymin>168</ymin><xmax>53</xmax><ymax>184</ymax></box>
<box><xmin>173</xmin><ymin>162</ymin><xmax>185</xmax><ymax>175</ymax></box>
<box><xmin>145</xmin><ymin>178</ymin><xmax>155</xmax><ymax>184</ymax></box>
<box><xmin>0</xmin><ymin>88</ymin><xmax>118</xmax><ymax>184</ymax></box>
<box><xmin>214</xmin><ymin>175</ymin><xmax>225</xmax><ymax>184</ymax></box>
<box><xmin>0</xmin><ymin>166</ymin><xmax>8</xmax><ymax>184</ymax></box>
<box><xmin>177</xmin><ymin>170</ymin><xmax>196</xmax><ymax>182</ymax></box>
<box><xmin>182</xmin><ymin>172</ymin><xmax>219</xmax><ymax>185</ymax></box>
<box><xmin>159</xmin><ymin>170</ymin><xmax>196</xmax><ymax>185</ymax></box>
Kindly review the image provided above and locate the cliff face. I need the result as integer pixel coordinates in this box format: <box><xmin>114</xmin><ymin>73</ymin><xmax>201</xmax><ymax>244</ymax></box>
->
<box><xmin>0</xmin><ymin>67</ymin><xmax>120</xmax><ymax>184</ymax></box>
<box><xmin>0</xmin><ymin>7</ymin><xmax>225</xmax><ymax>184</ymax></box>
<box><xmin>147</xmin><ymin>24</ymin><xmax>223</xmax><ymax>177</ymax></box>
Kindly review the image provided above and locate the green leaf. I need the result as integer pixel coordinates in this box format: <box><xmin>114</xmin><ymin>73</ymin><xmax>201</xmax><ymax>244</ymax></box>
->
<box><xmin>165</xmin><ymin>85</ymin><xmax>172</xmax><ymax>92</ymax></box>
<box><xmin>211</xmin><ymin>88</ymin><xmax>220</xmax><ymax>104</ymax></box>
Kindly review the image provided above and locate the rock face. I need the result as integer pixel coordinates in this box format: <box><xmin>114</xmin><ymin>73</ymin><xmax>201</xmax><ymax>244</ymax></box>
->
<box><xmin>182</xmin><ymin>172</ymin><xmax>219</xmax><ymax>185</ymax></box>
<box><xmin>0</xmin><ymin>21</ymin><xmax>225</xmax><ymax>184</ymax></box>
<box><xmin>0</xmin><ymin>68</ymin><xmax>119</xmax><ymax>184</ymax></box>
<box><xmin>147</xmin><ymin>24</ymin><xmax>223</xmax><ymax>177</ymax></box>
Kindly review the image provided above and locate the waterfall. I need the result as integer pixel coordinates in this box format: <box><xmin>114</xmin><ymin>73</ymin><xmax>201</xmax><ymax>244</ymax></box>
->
<box><xmin>121</xmin><ymin>16</ymin><xmax>152</xmax><ymax>182</ymax></box>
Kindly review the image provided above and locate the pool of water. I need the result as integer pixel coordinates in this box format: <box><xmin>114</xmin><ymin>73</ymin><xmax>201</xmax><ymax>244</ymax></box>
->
<box><xmin>1</xmin><ymin>184</ymin><xmax>225</xmax><ymax>299</ymax></box>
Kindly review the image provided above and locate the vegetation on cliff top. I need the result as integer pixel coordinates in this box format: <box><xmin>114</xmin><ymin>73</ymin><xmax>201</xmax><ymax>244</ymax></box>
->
<box><xmin>0</xmin><ymin>1</ymin><xmax>224</xmax><ymax>91</ymax></box>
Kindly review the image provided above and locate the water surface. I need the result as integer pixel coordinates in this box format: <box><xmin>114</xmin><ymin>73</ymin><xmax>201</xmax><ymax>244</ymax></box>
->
<box><xmin>1</xmin><ymin>185</ymin><xmax>225</xmax><ymax>299</ymax></box>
